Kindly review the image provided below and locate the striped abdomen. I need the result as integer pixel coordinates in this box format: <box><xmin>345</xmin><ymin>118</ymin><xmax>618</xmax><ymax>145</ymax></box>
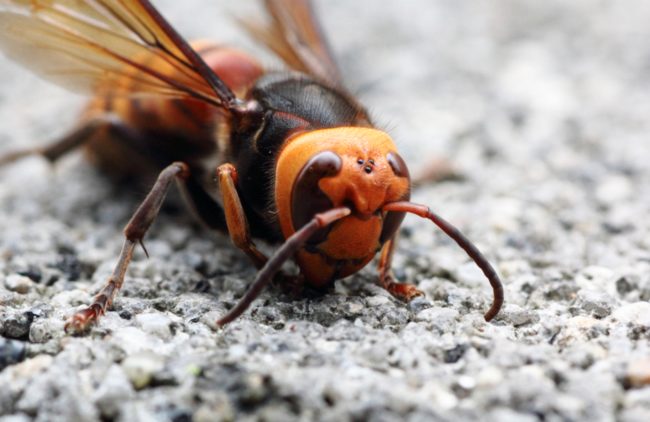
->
<box><xmin>83</xmin><ymin>41</ymin><xmax>264</xmax><ymax>182</ymax></box>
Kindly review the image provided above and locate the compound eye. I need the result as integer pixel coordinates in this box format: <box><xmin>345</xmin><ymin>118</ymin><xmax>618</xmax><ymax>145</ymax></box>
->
<box><xmin>387</xmin><ymin>152</ymin><xmax>410</xmax><ymax>179</ymax></box>
<box><xmin>380</xmin><ymin>152</ymin><xmax>410</xmax><ymax>244</ymax></box>
<box><xmin>291</xmin><ymin>151</ymin><xmax>342</xmax><ymax>247</ymax></box>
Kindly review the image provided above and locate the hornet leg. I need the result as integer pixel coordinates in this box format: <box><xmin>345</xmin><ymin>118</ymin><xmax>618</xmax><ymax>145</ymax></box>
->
<box><xmin>65</xmin><ymin>162</ymin><xmax>190</xmax><ymax>334</ymax></box>
<box><xmin>378</xmin><ymin>235</ymin><xmax>424</xmax><ymax>301</ymax></box>
<box><xmin>0</xmin><ymin>114</ymin><xmax>126</xmax><ymax>166</ymax></box>
<box><xmin>216</xmin><ymin>163</ymin><xmax>268</xmax><ymax>268</ymax></box>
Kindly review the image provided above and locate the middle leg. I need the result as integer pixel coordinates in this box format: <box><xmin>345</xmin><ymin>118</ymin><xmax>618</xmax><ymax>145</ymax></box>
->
<box><xmin>378</xmin><ymin>235</ymin><xmax>424</xmax><ymax>301</ymax></box>
<box><xmin>65</xmin><ymin>162</ymin><xmax>190</xmax><ymax>333</ymax></box>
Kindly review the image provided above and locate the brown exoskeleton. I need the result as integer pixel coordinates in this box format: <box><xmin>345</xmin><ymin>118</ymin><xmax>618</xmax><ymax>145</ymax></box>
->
<box><xmin>0</xmin><ymin>0</ymin><xmax>503</xmax><ymax>333</ymax></box>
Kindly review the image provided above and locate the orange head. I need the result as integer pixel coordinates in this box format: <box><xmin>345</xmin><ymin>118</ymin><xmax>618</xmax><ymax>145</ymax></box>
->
<box><xmin>275</xmin><ymin>127</ymin><xmax>410</xmax><ymax>286</ymax></box>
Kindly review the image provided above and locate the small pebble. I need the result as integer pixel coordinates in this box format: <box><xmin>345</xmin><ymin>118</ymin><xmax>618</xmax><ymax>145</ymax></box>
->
<box><xmin>414</xmin><ymin>307</ymin><xmax>459</xmax><ymax>332</ymax></box>
<box><xmin>500</xmin><ymin>304</ymin><xmax>540</xmax><ymax>327</ymax></box>
<box><xmin>366</xmin><ymin>295</ymin><xmax>390</xmax><ymax>307</ymax></box>
<box><xmin>121</xmin><ymin>351</ymin><xmax>165</xmax><ymax>390</ymax></box>
<box><xmin>572</xmin><ymin>291</ymin><xmax>614</xmax><ymax>318</ymax></box>
<box><xmin>408</xmin><ymin>296</ymin><xmax>432</xmax><ymax>313</ymax></box>
<box><xmin>1</xmin><ymin>313</ymin><xmax>33</xmax><ymax>340</ymax></box>
<box><xmin>626</xmin><ymin>358</ymin><xmax>650</xmax><ymax>388</ymax></box>
<box><xmin>4</xmin><ymin>275</ymin><xmax>34</xmax><ymax>294</ymax></box>
<box><xmin>0</xmin><ymin>338</ymin><xmax>26</xmax><ymax>370</ymax></box>
<box><xmin>135</xmin><ymin>313</ymin><xmax>173</xmax><ymax>340</ymax></box>
<box><xmin>93</xmin><ymin>364</ymin><xmax>135</xmax><ymax>419</ymax></box>
<box><xmin>595</xmin><ymin>175</ymin><xmax>632</xmax><ymax>204</ymax></box>
<box><xmin>611</xmin><ymin>302</ymin><xmax>650</xmax><ymax>325</ymax></box>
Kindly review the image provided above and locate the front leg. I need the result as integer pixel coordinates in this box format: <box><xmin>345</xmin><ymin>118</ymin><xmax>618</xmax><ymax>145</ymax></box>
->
<box><xmin>378</xmin><ymin>236</ymin><xmax>424</xmax><ymax>301</ymax></box>
<box><xmin>65</xmin><ymin>162</ymin><xmax>190</xmax><ymax>333</ymax></box>
<box><xmin>216</xmin><ymin>163</ymin><xmax>268</xmax><ymax>268</ymax></box>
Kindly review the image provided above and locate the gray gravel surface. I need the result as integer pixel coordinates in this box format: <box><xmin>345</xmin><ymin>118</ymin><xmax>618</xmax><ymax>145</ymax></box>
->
<box><xmin>1</xmin><ymin>1</ymin><xmax>650</xmax><ymax>421</ymax></box>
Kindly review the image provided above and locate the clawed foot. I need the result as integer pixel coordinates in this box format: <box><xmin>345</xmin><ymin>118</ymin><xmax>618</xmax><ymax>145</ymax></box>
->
<box><xmin>382</xmin><ymin>276</ymin><xmax>424</xmax><ymax>301</ymax></box>
<box><xmin>64</xmin><ymin>305</ymin><xmax>103</xmax><ymax>334</ymax></box>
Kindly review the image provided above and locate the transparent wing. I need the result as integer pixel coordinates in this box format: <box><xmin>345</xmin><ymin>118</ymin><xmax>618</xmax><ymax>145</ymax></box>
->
<box><xmin>0</xmin><ymin>0</ymin><xmax>237</xmax><ymax>108</ymax></box>
<box><xmin>242</xmin><ymin>0</ymin><xmax>343</xmax><ymax>87</ymax></box>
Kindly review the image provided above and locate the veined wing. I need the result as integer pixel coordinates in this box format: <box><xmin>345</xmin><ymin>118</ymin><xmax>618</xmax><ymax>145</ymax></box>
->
<box><xmin>0</xmin><ymin>0</ymin><xmax>238</xmax><ymax>109</ymax></box>
<box><xmin>242</xmin><ymin>0</ymin><xmax>343</xmax><ymax>87</ymax></box>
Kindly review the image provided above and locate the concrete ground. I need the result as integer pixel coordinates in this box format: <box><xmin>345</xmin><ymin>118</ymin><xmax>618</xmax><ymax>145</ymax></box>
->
<box><xmin>1</xmin><ymin>1</ymin><xmax>650</xmax><ymax>421</ymax></box>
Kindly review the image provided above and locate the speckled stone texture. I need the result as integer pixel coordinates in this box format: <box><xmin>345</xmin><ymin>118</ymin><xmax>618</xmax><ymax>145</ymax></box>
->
<box><xmin>1</xmin><ymin>1</ymin><xmax>650</xmax><ymax>421</ymax></box>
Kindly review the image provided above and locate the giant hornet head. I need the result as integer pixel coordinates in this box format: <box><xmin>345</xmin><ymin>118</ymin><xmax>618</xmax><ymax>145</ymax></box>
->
<box><xmin>218</xmin><ymin>127</ymin><xmax>503</xmax><ymax>326</ymax></box>
<box><xmin>275</xmin><ymin>127</ymin><xmax>410</xmax><ymax>285</ymax></box>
